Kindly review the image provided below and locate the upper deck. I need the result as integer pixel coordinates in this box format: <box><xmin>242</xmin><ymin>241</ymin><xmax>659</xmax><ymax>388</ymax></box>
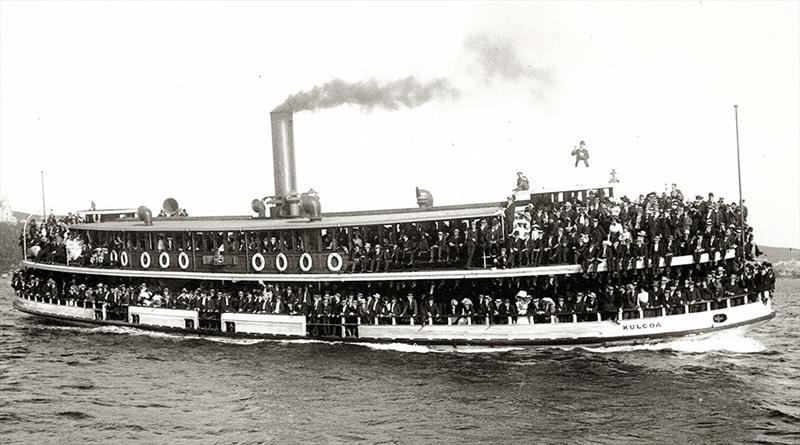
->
<box><xmin>22</xmin><ymin>182</ymin><xmax>658</xmax><ymax>279</ymax></box>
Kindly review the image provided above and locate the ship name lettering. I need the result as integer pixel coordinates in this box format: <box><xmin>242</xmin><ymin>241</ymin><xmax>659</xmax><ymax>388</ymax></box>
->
<box><xmin>622</xmin><ymin>322</ymin><xmax>662</xmax><ymax>331</ymax></box>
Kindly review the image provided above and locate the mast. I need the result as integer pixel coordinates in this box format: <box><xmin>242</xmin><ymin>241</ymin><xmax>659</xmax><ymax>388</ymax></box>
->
<box><xmin>734</xmin><ymin>105</ymin><xmax>744</xmax><ymax>259</ymax></box>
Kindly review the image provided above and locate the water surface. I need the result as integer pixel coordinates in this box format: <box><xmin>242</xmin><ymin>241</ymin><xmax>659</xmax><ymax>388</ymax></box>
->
<box><xmin>1</xmin><ymin>279</ymin><xmax>798</xmax><ymax>444</ymax></box>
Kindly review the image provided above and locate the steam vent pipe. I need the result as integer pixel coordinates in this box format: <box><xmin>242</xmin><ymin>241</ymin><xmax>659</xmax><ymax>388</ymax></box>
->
<box><xmin>270</xmin><ymin>111</ymin><xmax>297</xmax><ymax>198</ymax></box>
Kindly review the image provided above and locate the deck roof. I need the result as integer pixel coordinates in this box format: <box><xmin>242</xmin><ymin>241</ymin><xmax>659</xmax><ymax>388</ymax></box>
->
<box><xmin>70</xmin><ymin>202</ymin><xmax>505</xmax><ymax>232</ymax></box>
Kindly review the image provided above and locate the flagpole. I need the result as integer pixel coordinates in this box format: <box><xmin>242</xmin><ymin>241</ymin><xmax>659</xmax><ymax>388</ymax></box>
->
<box><xmin>39</xmin><ymin>170</ymin><xmax>47</xmax><ymax>222</ymax></box>
<box><xmin>41</xmin><ymin>170</ymin><xmax>47</xmax><ymax>221</ymax></box>
<box><xmin>734</xmin><ymin>105</ymin><xmax>744</xmax><ymax>259</ymax></box>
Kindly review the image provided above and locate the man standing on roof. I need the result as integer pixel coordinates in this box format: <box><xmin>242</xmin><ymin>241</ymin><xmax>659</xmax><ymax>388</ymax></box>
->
<box><xmin>515</xmin><ymin>172</ymin><xmax>530</xmax><ymax>192</ymax></box>
<box><xmin>571</xmin><ymin>141</ymin><xmax>590</xmax><ymax>168</ymax></box>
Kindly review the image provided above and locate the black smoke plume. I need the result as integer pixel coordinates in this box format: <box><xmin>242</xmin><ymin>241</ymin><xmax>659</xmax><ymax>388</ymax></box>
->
<box><xmin>273</xmin><ymin>76</ymin><xmax>460</xmax><ymax>113</ymax></box>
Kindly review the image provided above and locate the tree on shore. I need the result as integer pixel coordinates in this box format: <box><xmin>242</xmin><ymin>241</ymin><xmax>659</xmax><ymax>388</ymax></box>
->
<box><xmin>0</xmin><ymin>223</ymin><xmax>22</xmax><ymax>274</ymax></box>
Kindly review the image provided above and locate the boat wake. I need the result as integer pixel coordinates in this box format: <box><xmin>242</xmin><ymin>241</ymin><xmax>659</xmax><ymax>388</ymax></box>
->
<box><xmin>353</xmin><ymin>342</ymin><xmax>525</xmax><ymax>354</ymax></box>
<box><xmin>580</xmin><ymin>328</ymin><xmax>766</xmax><ymax>354</ymax></box>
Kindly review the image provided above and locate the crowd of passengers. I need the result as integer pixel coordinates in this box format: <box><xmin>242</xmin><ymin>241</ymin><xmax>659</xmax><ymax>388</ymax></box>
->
<box><xmin>20</xmin><ymin>212</ymin><xmax>88</xmax><ymax>263</ymax></box>
<box><xmin>316</xmin><ymin>186</ymin><xmax>760</xmax><ymax>272</ymax></box>
<box><xmin>21</xmin><ymin>186</ymin><xmax>761</xmax><ymax>273</ymax></box>
<box><xmin>12</xmin><ymin>259</ymin><xmax>774</xmax><ymax>332</ymax></box>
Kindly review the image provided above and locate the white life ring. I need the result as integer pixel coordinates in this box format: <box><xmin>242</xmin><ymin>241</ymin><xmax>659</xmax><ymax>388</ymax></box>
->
<box><xmin>159</xmin><ymin>252</ymin><xmax>170</xmax><ymax>269</ymax></box>
<box><xmin>110</xmin><ymin>250</ymin><xmax>119</xmax><ymax>263</ymax></box>
<box><xmin>178</xmin><ymin>251</ymin><xmax>190</xmax><ymax>270</ymax></box>
<box><xmin>251</xmin><ymin>253</ymin><xmax>266</xmax><ymax>272</ymax></box>
<box><xmin>275</xmin><ymin>253</ymin><xmax>288</xmax><ymax>272</ymax></box>
<box><xmin>327</xmin><ymin>252</ymin><xmax>343</xmax><ymax>272</ymax></box>
<box><xmin>140</xmin><ymin>252</ymin><xmax>151</xmax><ymax>269</ymax></box>
<box><xmin>120</xmin><ymin>251</ymin><xmax>129</xmax><ymax>267</ymax></box>
<box><xmin>299</xmin><ymin>253</ymin><xmax>313</xmax><ymax>272</ymax></box>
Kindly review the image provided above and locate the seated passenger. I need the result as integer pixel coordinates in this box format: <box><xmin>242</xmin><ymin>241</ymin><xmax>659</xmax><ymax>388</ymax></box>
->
<box><xmin>447</xmin><ymin>298</ymin><xmax>461</xmax><ymax>323</ymax></box>
<box><xmin>667</xmin><ymin>283</ymin><xmax>684</xmax><ymax>314</ymax></box>
<box><xmin>460</xmin><ymin>298</ymin><xmax>475</xmax><ymax>324</ymax></box>
<box><xmin>448</xmin><ymin>228</ymin><xmax>463</xmax><ymax>264</ymax></box>
<box><xmin>399</xmin><ymin>234</ymin><xmax>416</xmax><ymax>267</ymax></box>
<box><xmin>585</xmin><ymin>292</ymin><xmax>599</xmax><ymax>311</ymax></box>
<box><xmin>430</xmin><ymin>231</ymin><xmax>448</xmax><ymax>263</ymax></box>
<box><xmin>621</xmin><ymin>284</ymin><xmax>638</xmax><ymax>318</ymax></box>
<box><xmin>422</xmin><ymin>295</ymin><xmax>439</xmax><ymax>324</ymax></box>
<box><xmin>349</xmin><ymin>244</ymin><xmax>364</xmax><ymax>273</ymax></box>
<box><xmin>402</xmin><ymin>293</ymin><xmax>419</xmax><ymax>324</ymax></box>
<box><xmin>273</xmin><ymin>295</ymin><xmax>287</xmax><ymax>314</ymax></box>
<box><xmin>368</xmin><ymin>244</ymin><xmax>388</xmax><ymax>273</ymax></box>
<box><xmin>494</xmin><ymin>247</ymin><xmax>510</xmax><ymax>269</ymax></box>
<box><xmin>388</xmin><ymin>295</ymin><xmax>403</xmax><ymax>322</ymax></box>
<box><xmin>515</xmin><ymin>291</ymin><xmax>529</xmax><ymax>318</ymax></box>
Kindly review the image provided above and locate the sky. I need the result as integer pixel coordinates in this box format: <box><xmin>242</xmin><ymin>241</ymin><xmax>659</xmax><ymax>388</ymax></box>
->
<box><xmin>1</xmin><ymin>1</ymin><xmax>798</xmax><ymax>248</ymax></box>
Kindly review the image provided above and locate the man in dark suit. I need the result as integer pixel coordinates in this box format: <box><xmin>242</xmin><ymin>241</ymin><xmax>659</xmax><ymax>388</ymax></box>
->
<box><xmin>422</xmin><ymin>295</ymin><xmax>440</xmax><ymax>324</ymax></box>
<box><xmin>447</xmin><ymin>228</ymin><xmax>463</xmax><ymax>264</ymax></box>
<box><xmin>402</xmin><ymin>293</ymin><xmax>419</xmax><ymax>324</ymax></box>
<box><xmin>368</xmin><ymin>293</ymin><xmax>382</xmax><ymax>323</ymax></box>
<box><xmin>400</xmin><ymin>234</ymin><xmax>417</xmax><ymax>266</ymax></box>
<box><xmin>630</xmin><ymin>232</ymin><xmax>649</xmax><ymax>270</ymax></box>
<box><xmin>661</xmin><ymin>236</ymin><xmax>676</xmax><ymax>268</ymax></box>
<box><xmin>388</xmin><ymin>296</ymin><xmax>403</xmax><ymax>322</ymax></box>
<box><xmin>649</xmin><ymin>234</ymin><xmax>663</xmax><ymax>273</ymax></box>
<box><xmin>498</xmin><ymin>298</ymin><xmax>518</xmax><ymax>324</ymax></box>
<box><xmin>465</xmin><ymin>222</ymin><xmax>478</xmax><ymax>269</ymax></box>
<box><xmin>429</xmin><ymin>230</ymin><xmax>448</xmax><ymax>263</ymax></box>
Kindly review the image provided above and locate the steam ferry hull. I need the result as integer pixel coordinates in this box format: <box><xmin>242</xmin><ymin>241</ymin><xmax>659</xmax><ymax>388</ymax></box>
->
<box><xmin>12</xmin><ymin>295</ymin><xmax>774</xmax><ymax>347</ymax></box>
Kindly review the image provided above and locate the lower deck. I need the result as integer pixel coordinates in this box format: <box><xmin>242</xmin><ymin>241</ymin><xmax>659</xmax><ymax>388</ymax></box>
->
<box><xmin>12</xmin><ymin>292</ymin><xmax>775</xmax><ymax>346</ymax></box>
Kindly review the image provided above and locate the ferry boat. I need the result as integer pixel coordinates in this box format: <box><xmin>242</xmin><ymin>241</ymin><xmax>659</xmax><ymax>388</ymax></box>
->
<box><xmin>11</xmin><ymin>111</ymin><xmax>775</xmax><ymax>346</ymax></box>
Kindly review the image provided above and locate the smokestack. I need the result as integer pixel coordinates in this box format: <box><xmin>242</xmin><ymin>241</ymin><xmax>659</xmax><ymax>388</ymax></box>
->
<box><xmin>270</xmin><ymin>111</ymin><xmax>297</xmax><ymax>198</ymax></box>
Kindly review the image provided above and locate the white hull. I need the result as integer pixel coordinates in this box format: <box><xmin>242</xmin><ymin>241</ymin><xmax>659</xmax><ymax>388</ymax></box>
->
<box><xmin>12</xmin><ymin>294</ymin><xmax>774</xmax><ymax>346</ymax></box>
